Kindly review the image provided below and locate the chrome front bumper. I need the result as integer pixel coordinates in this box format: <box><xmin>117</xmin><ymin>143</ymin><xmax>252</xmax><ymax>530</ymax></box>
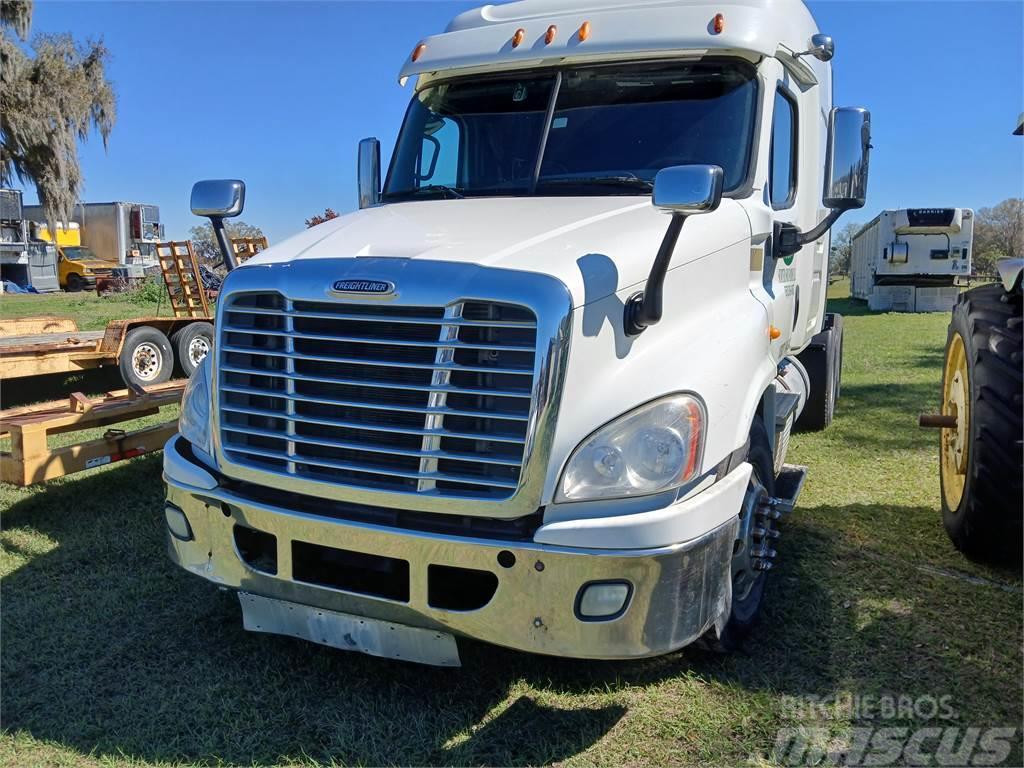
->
<box><xmin>164</xmin><ymin>437</ymin><xmax>738</xmax><ymax>662</ymax></box>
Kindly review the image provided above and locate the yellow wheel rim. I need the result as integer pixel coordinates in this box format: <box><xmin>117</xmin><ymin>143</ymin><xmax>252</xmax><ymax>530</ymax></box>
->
<box><xmin>940</xmin><ymin>332</ymin><xmax>970</xmax><ymax>511</ymax></box>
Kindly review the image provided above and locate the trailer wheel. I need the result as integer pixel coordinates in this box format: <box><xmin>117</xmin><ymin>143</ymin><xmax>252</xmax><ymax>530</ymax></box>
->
<box><xmin>171</xmin><ymin>322</ymin><xmax>214</xmax><ymax>378</ymax></box>
<box><xmin>940</xmin><ymin>283</ymin><xmax>1023</xmax><ymax>561</ymax></box>
<box><xmin>794</xmin><ymin>313</ymin><xmax>843</xmax><ymax>432</ymax></box>
<box><xmin>715</xmin><ymin>416</ymin><xmax>776</xmax><ymax>650</ymax></box>
<box><xmin>119</xmin><ymin>326</ymin><xmax>173</xmax><ymax>388</ymax></box>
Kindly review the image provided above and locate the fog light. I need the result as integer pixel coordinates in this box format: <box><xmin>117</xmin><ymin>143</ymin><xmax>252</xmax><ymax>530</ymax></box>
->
<box><xmin>165</xmin><ymin>503</ymin><xmax>193</xmax><ymax>541</ymax></box>
<box><xmin>576</xmin><ymin>581</ymin><xmax>631</xmax><ymax>620</ymax></box>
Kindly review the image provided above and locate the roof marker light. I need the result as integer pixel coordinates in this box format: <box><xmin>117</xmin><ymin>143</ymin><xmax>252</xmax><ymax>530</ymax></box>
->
<box><xmin>411</xmin><ymin>42</ymin><xmax>427</xmax><ymax>62</ymax></box>
<box><xmin>578</xmin><ymin>21</ymin><xmax>591</xmax><ymax>42</ymax></box>
<box><xmin>712</xmin><ymin>13</ymin><xmax>725</xmax><ymax>34</ymax></box>
<box><xmin>512</xmin><ymin>28</ymin><xmax>525</xmax><ymax>48</ymax></box>
<box><xmin>545</xmin><ymin>25</ymin><xmax>557</xmax><ymax>45</ymax></box>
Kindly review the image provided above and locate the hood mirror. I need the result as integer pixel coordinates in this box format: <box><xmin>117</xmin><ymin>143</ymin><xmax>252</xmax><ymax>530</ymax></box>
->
<box><xmin>796</xmin><ymin>33</ymin><xmax>834</xmax><ymax>62</ymax></box>
<box><xmin>190</xmin><ymin>179</ymin><xmax>245</xmax><ymax>271</ymax></box>
<box><xmin>626</xmin><ymin>164</ymin><xmax>724</xmax><ymax>335</ymax></box>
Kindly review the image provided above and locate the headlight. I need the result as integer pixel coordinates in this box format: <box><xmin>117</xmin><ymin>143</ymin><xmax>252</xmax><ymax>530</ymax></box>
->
<box><xmin>179</xmin><ymin>356</ymin><xmax>213</xmax><ymax>462</ymax></box>
<box><xmin>557</xmin><ymin>393</ymin><xmax>706</xmax><ymax>502</ymax></box>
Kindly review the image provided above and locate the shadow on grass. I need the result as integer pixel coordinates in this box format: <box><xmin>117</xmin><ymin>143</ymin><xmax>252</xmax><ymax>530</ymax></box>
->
<box><xmin>825</xmin><ymin>296</ymin><xmax>877</xmax><ymax>317</ymax></box>
<box><xmin>2</xmin><ymin>463</ymin><xmax>1021</xmax><ymax>765</ymax></box>
<box><xmin>832</xmin><ymin>381</ymin><xmax>941</xmax><ymax>450</ymax></box>
<box><xmin>0</xmin><ymin>366</ymin><xmax>125</xmax><ymax>410</ymax></box>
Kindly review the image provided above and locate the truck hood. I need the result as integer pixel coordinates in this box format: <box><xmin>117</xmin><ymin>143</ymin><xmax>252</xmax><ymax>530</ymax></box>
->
<box><xmin>249</xmin><ymin>197</ymin><xmax>751</xmax><ymax>307</ymax></box>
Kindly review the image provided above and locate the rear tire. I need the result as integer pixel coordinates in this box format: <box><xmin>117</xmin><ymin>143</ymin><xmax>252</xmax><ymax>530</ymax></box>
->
<box><xmin>940</xmin><ymin>284</ymin><xmax>1023</xmax><ymax>561</ymax></box>
<box><xmin>119</xmin><ymin>326</ymin><xmax>173</xmax><ymax>388</ymax></box>
<box><xmin>171</xmin><ymin>322</ymin><xmax>214</xmax><ymax>378</ymax></box>
<box><xmin>794</xmin><ymin>313</ymin><xmax>842</xmax><ymax>432</ymax></box>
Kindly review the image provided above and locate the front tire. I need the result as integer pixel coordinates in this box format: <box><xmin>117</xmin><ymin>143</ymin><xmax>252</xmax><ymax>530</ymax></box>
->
<box><xmin>717</xmin><ymin>416</ymin><xmax>776</xmax><ymax>650</ymax></box>
<box><xmin>940</xmin><ymin>284</ymin><xmax>1023</xmax><ymax>561</ymax></box>
<box><xmin>119</xmin><ymin>326</ymin><xmax>173</xmax><ymax>388</ymax></box>
<box><xmin>65</xmin><ymin>273</ymin><xmax>84</xmax><ymax>292</ymax></box>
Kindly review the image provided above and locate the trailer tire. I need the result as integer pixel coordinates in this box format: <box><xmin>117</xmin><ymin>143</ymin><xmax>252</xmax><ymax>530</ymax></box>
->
<box><xmin>172</xmin><ymin>322</ymin><xmax>214</xmax><ymax>378</ymax></box>
<box><xmin>940</xmin><ymin>284</ymin><xmax>1023</xmax><ymax>562</ymax></box>
<box><xmin>794</xmin><ymin>313</ymin><xmax>842</xmax><ymax>432</ymax></box>
<box><xmin>119</xmin><ymin>326</ymin><xmax>173</xmax><ymax>388</ymax></box>
<box><xmin>710</xmin><ymin>416</ymin><xmax>776</xmax><ymax>652</ymax></box>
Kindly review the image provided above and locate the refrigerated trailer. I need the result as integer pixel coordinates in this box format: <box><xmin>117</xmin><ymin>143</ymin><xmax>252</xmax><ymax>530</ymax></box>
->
<box><xmin>0</xmin><ymin>189</ymin><xmax>60</xmax><ymax>293</ymax></box>
<box><xmin>851</xmin><ymin>208</ymin><xmax>973</xmax><ymax>312</ymax></box>
<box><xmin>24</xmin><ymin>201</ymin><xmax>164</xmax><ymax>277</ymax></box>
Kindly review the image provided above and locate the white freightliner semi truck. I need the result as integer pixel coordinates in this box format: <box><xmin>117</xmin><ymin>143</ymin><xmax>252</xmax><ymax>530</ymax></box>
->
<box><xmin>163</xmin><ymin>0</ymin><xmax>872</xmax><ymax>665</ymax></box>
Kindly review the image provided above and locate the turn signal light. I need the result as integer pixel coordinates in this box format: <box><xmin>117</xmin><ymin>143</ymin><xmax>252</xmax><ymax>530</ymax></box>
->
<box><xmin>712</xmin><ymin>13</ymin><xmax>725</xmax><ymax>33</ymax></box>
<box><xmin>545</xmin><ymin>25</ymin><xmax>557</xmax><ymax>44</ymax></box>
<box><xmin>512</xmin><ymin>28</ymin><xmax>525</xmax><ymax>48</ymax></box>
<box><xmin>578</xmin><ymin>21</ymin><xmax>591</xmax><ymax>41</ymax></box>
<box><xmin>769</xmin><ymin>325</ymin><xmax>782</xmax><ymax>340</ymax></box>
<box><xmin>411</xmin><ymin>42</ymin><xmax>427</xmax><ymax>62</ymax></box>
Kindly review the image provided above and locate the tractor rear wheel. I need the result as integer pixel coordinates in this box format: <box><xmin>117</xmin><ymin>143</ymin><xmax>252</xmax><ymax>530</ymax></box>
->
<box><xmin>940</xmin><ymin>283</ymin><xmax>1023</xmax><ymax>561</ymax></box>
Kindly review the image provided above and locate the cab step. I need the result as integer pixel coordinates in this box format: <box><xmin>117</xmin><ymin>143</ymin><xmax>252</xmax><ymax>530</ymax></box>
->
<box><xmin>763</xmin><ymin>463</ymin><xmax>808</xmax><ymax>516</ymax></box>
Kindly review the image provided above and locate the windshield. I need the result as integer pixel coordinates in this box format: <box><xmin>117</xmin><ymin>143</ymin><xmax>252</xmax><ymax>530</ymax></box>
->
<box><xmin>63</xmin><ymin>246</ymin><xmax>99</xmax><ymax>261</ymax></box>
<box><xmin>383</xmin><ymin>60</ymin><xmax>757</xmax><ymax>200</ymax></box>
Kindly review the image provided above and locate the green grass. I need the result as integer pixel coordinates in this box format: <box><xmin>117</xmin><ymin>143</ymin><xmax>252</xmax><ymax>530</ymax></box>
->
<box><xmin>0</xmin><ymin>288</ymin><xmax>172</xmax><ymax>332</ymax></box>
<box><xmin>1</xmin><ymin>281</ymin><xmax>1021</xmax><ymax>767</ymax></box>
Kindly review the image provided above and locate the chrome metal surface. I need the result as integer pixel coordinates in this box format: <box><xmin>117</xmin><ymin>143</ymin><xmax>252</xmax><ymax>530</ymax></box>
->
<box><xmin>796</xmin><ymin>33</ymin><xmax>834</xmax><ymax>62</ymax></box>
<box><xmin>213</xmin><ymin>258</ymin><xmax>572</xmax><ymax>519</ymax></box>
<box><xmin>165</xmin><ymin>465</ymin><xmax>737</xmax><ymax>660</ymax></box>
<box><xmin>239</xmin><ymin>591</ymin><xmax>461</xmax><ymax>666</ymax></box>
<box><xmin>191</xmin><ymin>179</ymin><xmax>245</xmax><ymax>218</ymax></box>
<box><xmin>651</xmin><ymin>165</ymin><xmax>724</xmax><ymax>215</ymax></box>
<box><xmin>132</xmin><ymin>342</ymin><xmax>162</xmax><ymax>382</ymax></box>
<box><xmin>188</xmin><ymin>336</ymin><xmax>210</xmax><ymax>367</ymax></box>
<box><xmin>824</xmin><ymin>107</ymin><xmax>871</xmax><ymax>211</ymax></box>
<box><xmin>357</xmin><ymin>138</ymin><xmax>381</xmax><ymax>209</ymax></box>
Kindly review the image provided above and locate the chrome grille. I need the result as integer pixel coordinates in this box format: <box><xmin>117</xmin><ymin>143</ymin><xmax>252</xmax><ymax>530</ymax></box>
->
<box><xmin>218</xmin><ymin>292</ymin><xmax>538</xmax><ymax>499</ymax></box>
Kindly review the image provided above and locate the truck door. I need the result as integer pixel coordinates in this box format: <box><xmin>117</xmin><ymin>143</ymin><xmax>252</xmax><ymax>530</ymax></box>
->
<box><xmin>765</xmin><ymin>84</ymin><xmax>801</xmax><ymax>352</ymax></box>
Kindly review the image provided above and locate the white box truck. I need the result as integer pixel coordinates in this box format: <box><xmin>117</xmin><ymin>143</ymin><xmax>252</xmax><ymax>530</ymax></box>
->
<box><xmin>163</xmin><ymin>0</ymin><xmax>872</xmax><ymax>665</ymax></box>
<box><xmin>24</xmin><ymin>201</ymin><xmax>164</xmax><ymax>277</ymax></box>
<box><xmin>851</xmin><ymin>208</ymin><xmax>973</xmax><ymax>312</ymax></box>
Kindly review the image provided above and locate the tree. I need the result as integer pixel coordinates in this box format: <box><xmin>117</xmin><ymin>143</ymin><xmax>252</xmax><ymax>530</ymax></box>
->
<box><xmin>1</xmin><ymin>2</ymin><xmax>116</xmax><ymax>226</ymax></box>
<box><xmin>305</xmin><ymin>208</ymin><xmax>339</xmax><ymax>228</ymax></box>
<box><xmin>189</xmin><ymin>220</ymin><xmax>266</xmax><ymax>267</ymax></box>
<box><xmin>828</xmin><ymin>221</ymin><xmax>860</xmax><ymax>276</ymax></box>
<box><xmin>973</xmin><ymin>199</ymin><xmax>1024</xmax><ymax>275</ymax></box>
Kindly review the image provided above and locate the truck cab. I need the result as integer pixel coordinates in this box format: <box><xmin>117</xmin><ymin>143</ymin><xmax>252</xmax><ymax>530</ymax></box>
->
<box><xmin>164</xmin><ymin>0</ymin><xmax>870</xmax><ymax>665</ymax></box>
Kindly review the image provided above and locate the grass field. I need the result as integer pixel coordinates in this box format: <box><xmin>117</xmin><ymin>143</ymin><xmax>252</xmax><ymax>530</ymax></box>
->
<box><xmin>1</xmin><ymin>282</ymin><xmax>1021</xmax><ymax>767</ymax></box>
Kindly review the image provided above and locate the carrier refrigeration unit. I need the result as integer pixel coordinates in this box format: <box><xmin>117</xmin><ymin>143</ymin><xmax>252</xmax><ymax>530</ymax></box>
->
<box><xmin>0</xmin><ymin>189</ymin><xmax>60</xmax><ymax>293</ymax></box>
<box><xmin>850</xmin><ymin>208</ymin><xmax>973</xmax><ymax>312</ymax></box>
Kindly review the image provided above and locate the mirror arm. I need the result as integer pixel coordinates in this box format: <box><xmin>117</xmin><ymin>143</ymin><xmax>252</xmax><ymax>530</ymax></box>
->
<box><xmin>624</xmin><ymin>213</ymin><xmax>687</xmax><ymax>336</ymax></box>
<box><xmin>773</xmin><ymin>209</ymin><xmax>845</xmax><ymax>260</ymax></box>
<box><xmin>211</xmin><ymin>217</ymin><xmax>238</xmax><ymax>272</ymax></box>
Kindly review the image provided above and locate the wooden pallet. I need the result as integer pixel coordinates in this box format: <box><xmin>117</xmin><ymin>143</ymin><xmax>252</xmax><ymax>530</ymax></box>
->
<box><xmin>0</xmin><ymin>381</ymin><xmax>185</xmax><ymax>486</ymax></box>
<box><xmin>231</xmin><ymin>236</ymin><xmax>269</xmax><ymax>264</ymax></box>
<box><xmin>156</xmin><ymin>240</ymin><xmax>211</xmax><ymax>318</ymax></box>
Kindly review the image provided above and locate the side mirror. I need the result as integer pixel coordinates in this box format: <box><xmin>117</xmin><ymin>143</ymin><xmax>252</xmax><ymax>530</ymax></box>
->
<box><xmin>358</xmin><ymin>137</ymin><xmax>381</xmax><ymax>209</ymax></box>
<box><xmin>824</xmin><ymin>107</ymin><xmax>871</xmax><ymax>211</ymax></box>
<box><xmin>798</xmin><ymin>33</ymin><xmax>834</xmax><ymax>62</ymax></box>
<box><xmin>652</xmin><ymin>164</ymin><xmax>724</xmax><ymax>215</ymax></box>
<box><xmin>191</xmin><ymin>179</ymin><xmax>245</xmax><ymax>218</ymax></box>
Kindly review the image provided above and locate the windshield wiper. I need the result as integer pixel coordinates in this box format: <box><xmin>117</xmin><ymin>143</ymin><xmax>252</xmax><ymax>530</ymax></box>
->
<box><xmin>406</xmin><ymin>184</ymin><xmax>466</xmax><ymax>199</ymax></box>
<box><xmin>536</xmin><ymin>175</ymin><xmax>654</xmax><ymax>192</ymax></box>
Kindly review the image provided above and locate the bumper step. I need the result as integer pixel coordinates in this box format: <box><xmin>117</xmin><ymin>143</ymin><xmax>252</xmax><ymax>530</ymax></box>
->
<box><xmin>770</xmin><ymin>463</ymin><xmax>808</xmax><ymax>515</ymax></box>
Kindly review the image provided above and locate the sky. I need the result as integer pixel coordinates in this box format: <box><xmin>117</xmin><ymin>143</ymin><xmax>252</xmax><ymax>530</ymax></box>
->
<box><xmin>16</xmin><ymin>0</ymin><xmax>1024</xmax><ymax>245</ymax></box>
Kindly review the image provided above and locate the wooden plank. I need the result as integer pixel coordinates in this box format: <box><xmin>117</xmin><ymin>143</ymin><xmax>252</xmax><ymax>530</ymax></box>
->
<box><xmin>1</xmin><ymin>421</ymin><xmax>179</xmax><ymax>486</ymax></box>
<box><xmin>0</xmin><ymin>317</ymin><xmax>79</xmax><ymax>338</ymax></box>
<box><xmin>0</xmin><ymin>330</ymin><xmax>105</xmax><ymax>353</ymax></box>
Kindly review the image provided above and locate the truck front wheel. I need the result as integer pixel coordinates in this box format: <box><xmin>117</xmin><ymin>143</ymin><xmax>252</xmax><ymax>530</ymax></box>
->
<box><xmin>714</xmin><ymin>416</ymin><xmax>776</xmax><ymax>650</ymax></box>
<box><xmin>119</xmin><ymin>326</ymin><xmax>173</xmax><ymax>388</ymax></box>
<box><xmin>65</xmin><ymin>273</ymin><xmax>84</xmax><ymax>292</ymax></box>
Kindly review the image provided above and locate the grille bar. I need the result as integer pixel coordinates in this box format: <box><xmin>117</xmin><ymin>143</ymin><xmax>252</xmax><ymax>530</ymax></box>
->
<box><xmin>218</xmin><ymin>292</ymin><xmax>538</xmax><ymax>500</ymax></box>
<box><xmin>221</xmin><ymin>345</ymin><xmax>534</xmax><ymax>376</ymax></box>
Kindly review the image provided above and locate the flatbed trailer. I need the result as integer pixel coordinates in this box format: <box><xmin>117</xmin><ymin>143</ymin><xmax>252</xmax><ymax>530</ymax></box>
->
<box><xmin>0</xmin><ymin>380</ymin><xmax>184</xmax><ymax>486</ymax></box>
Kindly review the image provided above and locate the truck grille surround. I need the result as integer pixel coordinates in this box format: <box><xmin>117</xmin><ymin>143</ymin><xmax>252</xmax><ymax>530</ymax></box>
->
<box><xmin>218</xmin><ymin>292</ymin><xmax>542</xmax><ymax>501</ymax></box>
